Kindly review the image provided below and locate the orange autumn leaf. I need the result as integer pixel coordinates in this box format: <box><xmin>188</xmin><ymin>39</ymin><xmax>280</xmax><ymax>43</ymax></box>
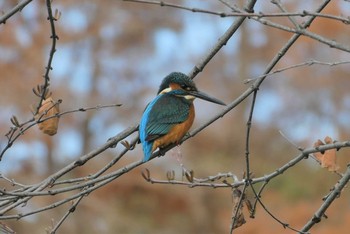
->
<box><xmin>313</xmin><ymin>136</ymin><xmax>339</xmax><ymax>172</ymax></box>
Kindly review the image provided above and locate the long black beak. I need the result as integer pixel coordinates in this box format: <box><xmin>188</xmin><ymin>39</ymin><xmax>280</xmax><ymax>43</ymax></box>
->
<box><xmin>188</xmin><ymin>90</ymin><xmax>226</xmax><ymax>106</ymax></box>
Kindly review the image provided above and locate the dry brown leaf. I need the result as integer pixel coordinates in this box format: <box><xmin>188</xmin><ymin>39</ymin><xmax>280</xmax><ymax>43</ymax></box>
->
<box><xmin>313</xmin><ymin>139</ymin><xmax>324</xmax><ymax>162</ymax></box>
<box><xmin>313</xmin><ymin>136</ymin><xmax>339</xmax><ymax>172</ymax></box>
<box><xmin>231</xmin><ymin>189</ymin><xmax>246</xmax><ymax>229</ymax></box>
<box><xmin>35</xmin><ymin>97</ymin><xmax>60</xmax><ymax>136</ymax></box>
<box><xmin>324</xmin><ymin>136</ymin><xmax>333</xmax><ymax>144</ymax></box>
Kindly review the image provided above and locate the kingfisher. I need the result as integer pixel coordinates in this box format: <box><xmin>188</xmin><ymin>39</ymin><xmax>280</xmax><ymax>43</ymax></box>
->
<box><xmin>139</xmin><ymin>72</ymin><xmax>226</xmax><ymax>162</ymax></box>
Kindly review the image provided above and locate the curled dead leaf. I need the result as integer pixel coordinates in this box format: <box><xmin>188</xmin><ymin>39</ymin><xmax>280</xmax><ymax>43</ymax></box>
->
<box><xmin>35</xmin><ymin>97</ymin><xmax>60</xmax><ymax>136</ymax></box>
<box><xmin>231</xmin><ymin>189</ymin><xmax>246</xmax><ymax>229</ymax></box>
<box><xmin>313</xmin><ymin>136</ymin><xmax>339</xmax><ymax>172</ymax></box>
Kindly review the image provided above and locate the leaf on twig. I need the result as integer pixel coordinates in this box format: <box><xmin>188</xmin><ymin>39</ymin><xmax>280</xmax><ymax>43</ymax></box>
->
<box><xmin>231</xmin><ymin>189</ymin><xmax>246</xmax><ymax>229</ymax></box>
<box><xmin>245</xmin><ymin>199</ymin><xmax>254</xmax><ymax>218</ymax></box>
<box><xmin>35</xmin><ymin>96</ymin><xmax>60</xmax><ymax>136</ymax></box>
<box><xmin>313</xmin><ymin>136</ymin><xmax>339</xmax><ymax>172</ymax></box>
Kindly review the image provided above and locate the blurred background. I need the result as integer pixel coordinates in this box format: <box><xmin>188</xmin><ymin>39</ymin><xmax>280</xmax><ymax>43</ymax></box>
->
<box><xmin>0</xmin><ymin>0</ymin><xmax>350</xmax><ymax>233</ymax></box>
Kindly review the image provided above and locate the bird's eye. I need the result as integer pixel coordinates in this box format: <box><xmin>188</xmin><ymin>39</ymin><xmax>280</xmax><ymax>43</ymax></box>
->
<box><xmin>181</xmin><ymin>85</ymin><xmax>190</xmax><ymax>90</ymax></box>
<box><xmin>181</xmin><ymin>84</ymin><xmax>195</xmax><ymax>91</ymax></box>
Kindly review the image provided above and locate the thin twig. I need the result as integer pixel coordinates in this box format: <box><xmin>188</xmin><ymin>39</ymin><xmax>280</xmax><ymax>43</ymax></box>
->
<box><xmin>272</xmin><ymin>0</ymin><xmax>300</xmax><ymax>29</ymax></box>
<box><xmin>123</xmin><ymin>0</ymin><xmax>350</xmax><ymax>24</ymax></box>
<box><xmin>221</xmin><ymin>0</ymin><xmax>350</xmax><ymax>53</ymax></box>
<box><xmin>0</xmin><ymin>0</ymin><xmax>33</xmax><ymax>24</ymax></box>
<box><xmin>244</xmin><ymin>60</ymin><xmax>350</xmax><ymax>84</ymax></box>
<box><xmin>188</xmin><ymin>0</ymin><xmax>258</xmax><ymax>78</ymax></box>
<box><xmin>248</xmin><ymin>179</ymin><xmax>309</xmax><ymax>233</ymax></box>
<box><xmin>0</xmin><ymin>103</ymin><xmax>122</xmax><ymax>160</ymax></box>
<box><xmin>49</xmin><ymin>195</ymin><xmax>85</xmax><ymax>234</ymax></box>
<box><xmin>34</xmin><ymin>0</ymin><xmax>59</xmax><ymax>116</ymax></box>
<box><xmin>301</xmin><ymin>164</ymin><xmax>350</xmax><ymax>232</ymax></box>
<box><xmin>229</xmin><ymin>185</ymin><xmax>248</xmax><ymax>233</ymax></box>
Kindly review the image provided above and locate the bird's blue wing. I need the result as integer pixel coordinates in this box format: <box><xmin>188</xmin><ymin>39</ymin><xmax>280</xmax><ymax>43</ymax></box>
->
<box><xmin>145</xmin><ymin>93</ymin><xmax>190</xmax><ymax>140</ymax></box>
<box><xmin>139</xmin><ymin>93</ymin><xmax>190</xmax><ymax>161</ymax></box>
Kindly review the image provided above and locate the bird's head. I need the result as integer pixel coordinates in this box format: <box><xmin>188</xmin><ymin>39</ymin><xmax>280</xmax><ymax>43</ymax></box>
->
<box><xmin>157</xmin><ymin>72</ymin><xmax>226</xmax><ymax>106</ymax></box>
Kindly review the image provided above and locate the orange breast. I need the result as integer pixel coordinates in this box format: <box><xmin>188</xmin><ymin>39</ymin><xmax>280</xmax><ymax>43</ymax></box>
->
<box><xmin>152</xmin><ymin>104</ymin><xmax>195</xmax><ymax>151</ymax></box>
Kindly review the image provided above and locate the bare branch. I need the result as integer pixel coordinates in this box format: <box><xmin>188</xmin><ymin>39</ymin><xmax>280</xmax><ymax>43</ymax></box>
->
<box><xmin>124</xmin><ymin>0</ymin><xmax>350</xmax><ymax>24</ymax></box>
<box><xmin>188</xmin><ymin>0</ymin><xmax>258</xmax><ymax>78</ymax></box>
<box><xmin>33</xmin><ymin>0</ymin><xmax>59</xmax><ymax>116</ymax></box>
<box><xmin>301</xmin><ymin>164</ymin><xmax>350</xmax><ymax>232</ymax></box>
<box><xmin>49</xmin><ymin>195</ymin><xmax>85</xmax><ymax>234</ymax></box>
<box><xmin>244</xmin><ymin>60</ymin><xmax>350</xmax><ymax>84</ymax></box>
<box><xmin>1</xmin><ymin>103</ymin><xmax>122</xmax><ymax>160</ymax></box>
<box><xmin>0</xmin><ymin>0</ymin><xmax>33</xmax><ymax>24</ymax></box>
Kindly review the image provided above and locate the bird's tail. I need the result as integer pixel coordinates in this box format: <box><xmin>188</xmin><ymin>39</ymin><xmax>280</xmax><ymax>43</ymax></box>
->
<box><xmin>142</xmin><ymin>141</ymin><xmax>153</xmax><ymax>162</ymax></box>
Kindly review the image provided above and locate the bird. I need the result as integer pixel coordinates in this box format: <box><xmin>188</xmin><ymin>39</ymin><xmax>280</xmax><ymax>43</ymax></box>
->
<box><xmin>139</xmin><ymin>72</ymin><xmax>226</xmax><ymax>162</ymax></box>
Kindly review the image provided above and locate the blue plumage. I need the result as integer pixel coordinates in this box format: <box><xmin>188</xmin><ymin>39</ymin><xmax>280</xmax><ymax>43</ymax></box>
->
<box><xmin>139</xmin><ymin>90</ymin><xmax>191</xmax><ymax>161</ymax></box>
<box><xmin>139</xmin><ymin>95</ymin><xmax>160</xmax><ymax>162</ymax></box>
